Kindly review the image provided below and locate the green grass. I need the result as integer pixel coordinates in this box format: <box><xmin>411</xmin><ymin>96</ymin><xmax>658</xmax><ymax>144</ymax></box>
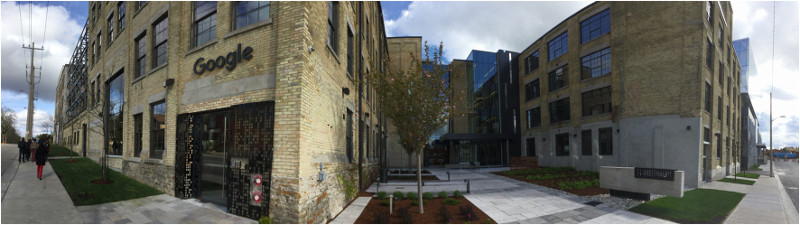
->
<box><xmin>50</xmin><ymin>158</ymin><xmax>163</xmax><ymax>206</ymax></box>
<box><xmin>734</xmin><ymin>172</ymin><xmax>760</xmax><ymax>179</ymax></box>
<box><xmin>747</xmin><ymin>164</ymin><xmax>763</xmax><ymax>171</ymax></box>
<box><xmin>629</xmin><ymin>189</ymin><xmax>744</xmax><ymax>223</ymax></box>
<box><xmin>718</xmin><ymin>178</ymin><xmax>756</xmax><ymax>185</ymax></box>
<box><xmin>48</xmin><ymin>144</ymin><xmax>79</xmax><ymax>157</ymax></box>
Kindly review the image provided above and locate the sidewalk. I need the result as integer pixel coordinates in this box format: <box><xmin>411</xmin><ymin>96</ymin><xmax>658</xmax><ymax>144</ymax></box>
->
<box><xmin>1</xmin><ymin>160</ymin><xmax>83</xmax><ymax>223</ymax></box>
<box><xmin>724</xmin><ymin>162</ymin><xmax>799</xmax><ymax>224</ymax></box>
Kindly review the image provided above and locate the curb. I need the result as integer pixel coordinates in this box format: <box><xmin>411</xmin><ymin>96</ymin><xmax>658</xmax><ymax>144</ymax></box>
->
<box><xmin>773</xmin><ymin>170</ymin><xmax>799</xmax><ymax>223</ymax></box>
<box><xmin>1</xmin><ymin>158</ymin><xmax>21</xmax><ymax>202</ymax></box>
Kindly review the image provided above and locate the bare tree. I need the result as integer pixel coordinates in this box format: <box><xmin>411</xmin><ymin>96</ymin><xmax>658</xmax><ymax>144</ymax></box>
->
<box><xmin>39</xmin><ymin>113</ymin><xmax>55</xmax><ymax>135</ymax></box>
<box><xmin>2</xmin><ymin>106</ymin><xmax>22</xmax><ymax>143</ymax></box>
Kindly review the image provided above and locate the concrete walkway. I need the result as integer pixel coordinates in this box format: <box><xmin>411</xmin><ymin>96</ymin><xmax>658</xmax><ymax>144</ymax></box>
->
<box><xmin>329</xmin><ymin>197</ymin><xmax>371</xmax><ymax>224</ymax></box>
<box><xmin>724</xmin><ymin>162</ymin><xmax>799</xmax><ymax>224</ymax></box>
<box><xmin>77</xmin><ymin>194</ymin><xmax>256</xmax><ymax>224</ymax></box>
<box><xmin>1</xmin><ymin>160</ymin><xmax>83</xmax><ymax>223</ymax></box>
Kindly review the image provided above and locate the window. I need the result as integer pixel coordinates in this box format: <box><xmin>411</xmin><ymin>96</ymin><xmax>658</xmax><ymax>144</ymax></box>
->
<box><xmin>234</xmin><ymin>1</ymin><xmax>270</xmax><ymax>29</ymax></box>
<box><xmin>524</xmin><ymin>51</ymin><xmax>539</xmax><ymax>74</ymax></box>
<box><xmin>108</xmin><ymin>13</ymin><xmax>114</xmax><ymax>44</ymax></box>
<box><xmin>91</xmin><ymin>41</ymin><xmax>95</xmax><ymax>64</ymax></box>
<box><xmin>365</xmin><ymin>124</ymin><xmax>370</xmax><ymax>159</ymax></box>
<box><xmin>133</xmin><ymin>114</ymin><xmax>143</xmax><ymax>157</ymax></box>
<box><xmin>524</xmin><ymin>79</ymin><xmax>540</xmax><ymax>101</ymax></box>
<box><xmin>96</xmin><ymin>33</ymin><xmax>102</xmax><ymax>61</ymax></box>
<box><xmin>706</xmin><ymin>39</ymin><xmax>714</xmax><ymax>69</ymax></box>
<box><xmin>526</xmin><ymin>107</ymin><xmax>541</xmax><ymax>129</ymax></box>
<box><xmin>727</xmin><ymin>77</ymin><xmax>731</xmax><ymax>95</ymax></box>
<box><xmin>718</xmin><ymin>25</ymin><xmax>724</xmax><ymax>45</ymax></box>
<box><xmin>107</xmin><ymin>72</ymin><xmax>124</xmax><ymax>156</ymax></box>
<box><xmin>727</xmin><ymin>45</ymin><xmax>731</xmax><ymax>64</ymax></box>
<box><xmin>704</xmin><ymin>127</ymin><xmax>711</xmax><ymax>143</ymax></box>
<box><xmin>548</xmin><ymin>31</ymin><xmax>568</xmax><ymax>60</ymax></box>
<box><xmin>582</xmin><ymin>86</ymin><xmax>612</xmax><ymax>117</ymax></box>
<box><xmin>96</xmin><ymin>81</ymin><xmax>101</xmax><ymax>105</ymax></box>
<box><xmin>580</xmin><ymin>9</ymin><xmax>610</xmax><ymax>44</ymax></box>
<box><xmin>153</xmin><ymin>15</ymin><xmax>168</xmax><ymax>67</ymax></box>
<box><xmin>718</xmin><ymin>62</ymin><xmax>724</xmax><ymax>84</ymax></box>
<box><xmin>555</xmin><ymin>133</ymin><xmax>570</xmax><ymax>156</ymax></box>
<box><xmin>526</xmin><ymin>138</ymin><xmax>536</xmax><ymax>157</ymax></box>
<box><xmin>346</xmin><ymin>109</ymin><xmax>353</xmax><ymax>163</ymax></box>
<box><xmin>118</xmin><ymin>2</ymin><xmax>126</xmax><ymax>33</ymax></box>
<box><xmin>135</xmin><ymin>34</ymin><xmax>146</xmax><ymax>79</ymax></box>
<box><xmin>599</xmin><ymin>127</ymin><xmax>612</xmax><ymax>155</ymax></box>
<box><xmin>347</xmin><ymin>27</ymin><xmax>354</xmax><ymax>77</ymax></box>
<box><xmin>580</xmin><ymin>48</ymin><xmax>611</xmax><ymax>79</ymax></box>
<box><xmin>90</xmin><ymin>81</ymin><xmax>95</xmax><ymax>104</ymax></box>
<box><xmin>717</xmin><ymin>135</ymin><xmax>722</xmax><ymax>158</ymax></box>
<box><xmin>193</xmin><ymin>2</ymin><xmax>216</xmax><ymax>47</ymax></box>
<box><xmin>136</xmin><ymin>1</ymin><xmax>147</xmax><ymax>12</ymax></box>
<box><xmin>150</xmin><ymin>101</ymin><xmax>165</xmax><ymax>159</ymax></box>
<box><xmin>327</xmin><ymin>1</ymin><xmax>339</xmax><ymax>53</ymax></box>
<box><xmin>705</xmin><ymin>82</ymin><xmax>712</xmax><ymax>113</ymax></box>
<box><xmin>581</xmin><ymin>130</ymin><xmax>592</xmax><ymax>156</ymax></box>
<box><xmin>707</xmin><ymin>2</ymin><xmax>714</xmax><ymax>24</ymax></box>
<box><xmin>548</xmin><ymin>66</ymin><xmax>568</xmax><ymax>92</ymax></box>
<box><xmin>549</xmin><ymin>98</ymin><xmax>570</xmax><ymax>123</ymax></box>
<box><xmin>718</xmin><ymin>96</ymin><xmax>722</xmax><ymax>120</ymax></box>
<box><xmin>726</xmin><ymin>105</ymin><xmax>730</xmax><ymax>125</ymax></box>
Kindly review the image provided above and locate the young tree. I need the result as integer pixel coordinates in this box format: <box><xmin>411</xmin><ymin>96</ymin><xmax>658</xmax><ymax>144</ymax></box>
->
<box><xmin>38</xmin><ymin>113</ymin><xmax>55</xmax><ymax>135</ymax></box>
<box><xmin>366</xmin><ymin>42</ymin><xmax>466</xmax><ymax>214</ymax></box>
<box><xmin>2</xmin><ymin>106</ymin><xmax>22</xmax><ymax>143</ymax></box>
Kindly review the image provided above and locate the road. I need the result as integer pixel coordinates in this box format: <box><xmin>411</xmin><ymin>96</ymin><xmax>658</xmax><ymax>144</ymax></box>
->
<box><xmin>774</xmin><ymin>159</ymin><xmax>799</xmax><ymax>212</ymax></box>
<box><xmin>1</xmin><ymin>144</ymin><xmax>18</xmax><ymax>177</ymax></box>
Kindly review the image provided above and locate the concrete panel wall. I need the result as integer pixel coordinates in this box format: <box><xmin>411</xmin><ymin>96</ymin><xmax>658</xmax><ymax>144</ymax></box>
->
<box><xmin>599</xmin><ymin>166</ymin><xmax>684</xmax><ymax>198</ymax></box>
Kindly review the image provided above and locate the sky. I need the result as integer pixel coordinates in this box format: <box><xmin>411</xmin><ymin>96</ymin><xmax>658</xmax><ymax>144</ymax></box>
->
<box><xmin>0</xmin><ymin>1</ymin><xmax>797</xmax><ymax>148</ymax></box>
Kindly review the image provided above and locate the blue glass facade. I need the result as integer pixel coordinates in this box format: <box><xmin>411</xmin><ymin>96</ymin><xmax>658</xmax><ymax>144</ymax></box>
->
<box><xmin>733</xmin><ymin>38</ymin><xmax>757</xmax><ymax>93</ymax></box>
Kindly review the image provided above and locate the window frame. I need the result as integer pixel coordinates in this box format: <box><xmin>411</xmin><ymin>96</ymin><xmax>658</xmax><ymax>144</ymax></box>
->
<box><xmin>598</xmin><ymin>127</ymin><xmax>612</xmax><ymax>155</ymax></box>
<box><xmin>133</xmin><ymin>113</ymin><xmax>143</xmax><ymax>157</ymax></box>
<box><xmin>233</xmin><ymin>1</ymin><xmax>271</xmax><ymax>30</ymax></box>
<box><xmin>548</xmin><ymin>65</ymin><xmax>568</xmax><ymax>92</ymax></box>
<box><xmin>524</xmin><ymin>79</ymin><xmax>540</xmax><ymax>101</ymax></box>
<box><xmin>149</xmin><ymin>101</ymin><xmax>166</xmax><ymax>159</ymax></box>
<box><xmin>705</xmin><ymin>82</ymin><xmax>712</xmax><ymax>113</ymax></box>
<box><xmin>192</xmin><ymin>1</ymin><xmax>217</xmax><ymax>48</ymax></box>
<box><xmin>346</xmin><ymin>109</ymin><xmax>354</xmax><ymax>163</ymax></box>
<box><xmin>548</xmin><ymin>31</ymin><xmax>568</xmax><ymax>61</ymax></box>
<box><xmin>134</xmin><ymin>33</ymin><xmax>147</xmax><ymax>79</ymax></box>
<box><xmin>525</xmin><ymin>51</ymin><xmax>539</xmax><ymax>74</ymax></box>
<box><xmin>581</xmin><ymin>86</ymin><xmax>612</xmax><ymax>117</ymax></box>
<box><xmin>526</xmin><ymin>138</ymin><xmax>536</xmax><ymax>157</ymax></box>
<box><xmin>526</xmin><ymin>107</ymin><xmax>541</xmax><ymax>129</ymax></box>
<box><xmin>152</xmin><ymin>15</ymin><xmax>168</xmax><ymax>68</ymax></box>
<box><xmin>108</xmin><ymin>12</ymin><xmax>115</xmax><ymax>45</ymax></box>
<box><xmin>580</xmin><ymin>9</ymin><xmax>610</xmax><ymax>44</ymax></box>
<box><xmin>118</xmin><ymin>2</ymin><xmax>126</xmax><ymax>33</ymax></box>
<box><xmin>327</xmin><ymin>1</ymin><xmax>339</xmax><ymax>54</ymax></box>
<box><xmin>555</xmin><ymin>133</ymin><xmax>570</xmax><ymax>156</ymax></box>
<box><xmin>581</xmin><ymin>129</ymin><xmax>592</xmax><ymax>156</ymax></box>
<box><xmin>549</xmin><ymin>98</ymin><xmax>570</xmax><ymax>123</ymax></box>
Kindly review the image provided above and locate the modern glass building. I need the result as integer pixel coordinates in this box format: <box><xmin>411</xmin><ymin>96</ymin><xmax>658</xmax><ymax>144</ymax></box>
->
<box><xmin>733</xmin><ymin>38</ymin><xmax>758</xmax><ymax>93</ymax></box>
<box><xmin>733</xmin><ymin>38</ymin><xmax>760</xmax><ymax>170</ymax></box>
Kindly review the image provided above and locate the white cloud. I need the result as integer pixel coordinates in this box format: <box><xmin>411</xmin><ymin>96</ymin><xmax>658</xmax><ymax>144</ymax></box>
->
<box><xmin>14</xmin><ymin>109</ymin><xmax>52</xmax><ymax>137</ymax></box>
<box><xmin>1</xmin><ymin>2</ymin><xmax>83</xmax><ymax>104</ymax></box>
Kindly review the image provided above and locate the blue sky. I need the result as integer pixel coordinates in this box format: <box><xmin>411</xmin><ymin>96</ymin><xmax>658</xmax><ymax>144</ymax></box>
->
<box><xmin>2</xmin><ymin>1</ymin><xmax>797</xmax><ymax>148</ymax></box>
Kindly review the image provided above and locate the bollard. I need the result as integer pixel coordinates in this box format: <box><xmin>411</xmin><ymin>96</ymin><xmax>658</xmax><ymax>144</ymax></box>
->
<box><xmin>447</xmin><ymin>171</ymin><xmax>451</xmax><ymax>181</ymax></box>
<box><xmin>377</xmin><ymin>181</ymin><xmax>380</xmax><ymax>193</ymax></box>
<box><xmin>389</xmin><ymin>195</ymin><xmax>394</xmax><ymax>214</ymax></box>
<box><xmin>422</xmin><ymin>181</ymin><xmax>425</xmax><ymax>186</ymax></box>
<box><xmin>465</xmin><ymin>179</ymin><xmax>470</xmax><ymax>194</ymax></box>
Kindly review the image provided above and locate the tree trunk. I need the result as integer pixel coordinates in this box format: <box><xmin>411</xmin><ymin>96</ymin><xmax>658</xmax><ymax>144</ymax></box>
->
<box><xmin>417</xmin><ymin>149</ymin><xmax>424</xmax><ymax>214</ymax></box>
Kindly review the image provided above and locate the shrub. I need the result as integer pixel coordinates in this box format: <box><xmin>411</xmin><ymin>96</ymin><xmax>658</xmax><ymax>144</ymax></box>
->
<box><xmin>453</xmin><ymin>190</ymin><xmax>463</xmax><ymax>198</ymax></box>
<box><xmin>423</xmin><ymin>192</ymin><xmax>434</xmax><ymax>200</ymax></box>
<box><xmin>258</xmin><ymin>216</ymin><xmax>273</xmax><ymax>224</ymax></box>
<box><xmin>484</xmin><ymin>218</ymin><xmax>493</xmax><ymax>224</ymax></box>
<box><xmin>444</xmin><ymin>198</ymin><xmax>461</xmax><ymax>205</ymax></box>
<box><xmin>460</xmin><ymin>205</ymin><xmax>477</xmax><ymax>221</ymax></box>
<box><xmin>393</xmin><ymin>191</ymin><xmax>405</xmax><ymax>200</ymax></box>
<box><xmin>438</xmin><ymin>191</ymin><xmax>449</xmax><ymax>198</ymax></box>
<box><xmin>592</xmin><ymin>179</ymin><xmax>600</xmax><ymax>187</ymax></box>
<box><xmin>397</xmin><ymin>207</ymin><xmax>413</xmax><ymax>224</ymax></box>
<box><xmin>377</xmin><ymin>191</ymin><xmax>388</xmax><ymax>199</ymax></box>
<box><xmin>411</xmin><ymin>199</ymin><xmax>426</xmax><ymax>206</ymax></box>
<box><xmin>440</xmin><ymin>205</ymin><xmax>452</xmax><ymax>223</ymax></box>
<box><xmin>407</xmin><ymin>192</ymin><xmax>418</xmax><ymax>200</ymax></box>
<box><xmin>373</xmin><ymin>212</ymin><xmax>390</xmax><ymax>224</ymax></box>
<box><xmin>380</xmin><ymin>200</ymin><xmax>390</xmax><ymax>206</ymax></box>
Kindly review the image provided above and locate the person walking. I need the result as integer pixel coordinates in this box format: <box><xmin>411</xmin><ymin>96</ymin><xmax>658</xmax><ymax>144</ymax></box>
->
<box><xmin>29</xmin><ymin>138</ymin><xmax>38</xmax><ymax>162</ymax></box>
<box><xmin>25</xmin><ymin>139</ymin><xmax>33</xmax><ymax>162</ymax></box>
<box><xmin>35</xmin><ymin>138</ymin><xmax>51</xmax><ymax>180</ymax></box>
<box><xmin>18</xmin><ymin>138</ymin><xmax>27</xmax><ymax>163</ymax></box>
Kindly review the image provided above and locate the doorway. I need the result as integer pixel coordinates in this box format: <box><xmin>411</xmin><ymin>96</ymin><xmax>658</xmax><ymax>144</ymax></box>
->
<box><xmin>82</xmin><ymin>124</ymin><xmax>87</xmax><ymax>157</ymax></box>
<box><xmin>199</xmin><ymin>110</ymin><xmax>230</xmax><ymax>207</ymax></box>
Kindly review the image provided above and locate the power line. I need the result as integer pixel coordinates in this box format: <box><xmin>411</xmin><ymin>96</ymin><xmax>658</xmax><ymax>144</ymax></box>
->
<box><xmin>18</xmin><ymin>2</ymin><xmax>27</xmax><ymax>65</ymax></box>
<box><xmin>42</xmin><ymin>1</ymin><xmax>49</xmax><ymax>46</ymax></box>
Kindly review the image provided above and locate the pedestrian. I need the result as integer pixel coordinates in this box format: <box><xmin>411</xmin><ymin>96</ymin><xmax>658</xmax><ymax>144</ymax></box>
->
<box><xmin>35</xmin><ymin>138</ymin><xmax>50</xmax><ymax>180</ymax></box>
<box><xmin>25</xmin><ymin>139</ymin><xmax>33</xmax><ymax>162</ymax></box>
<box><xmin>29</xmin><ymin>138</ymin><xmax>38</xmax><ymax>162</ymax></box>
<box><xmin>18</xmin><ymin>138</ymin><xmax>26</xmax><ymax>163</ymax></box>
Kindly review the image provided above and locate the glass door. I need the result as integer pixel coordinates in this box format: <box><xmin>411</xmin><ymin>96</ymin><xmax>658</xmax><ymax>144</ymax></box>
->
<box><xmin>200</xmin><ymin>111</ymin><xmax>229</xmax><ymax>207</ymax></box>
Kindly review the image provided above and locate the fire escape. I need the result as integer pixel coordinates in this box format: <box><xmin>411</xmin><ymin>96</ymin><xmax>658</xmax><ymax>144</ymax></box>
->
<box><xmin>65</xmin><ymin>19</ymin><xmax>89</xmax><ymax>123</ymax></box>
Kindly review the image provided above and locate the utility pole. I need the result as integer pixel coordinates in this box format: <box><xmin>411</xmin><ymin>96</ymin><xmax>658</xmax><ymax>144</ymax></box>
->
<box><xmin>23</xmin><ymin>42</ymin><xmax>44</xmax><ymax>140</ymax></box>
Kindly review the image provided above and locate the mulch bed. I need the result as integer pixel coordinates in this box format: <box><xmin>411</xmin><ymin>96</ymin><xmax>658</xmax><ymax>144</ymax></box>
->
<box><xmin>354</xmin><ymin>197</ymin><xmax>495</xmax><ymax>224</ymax></box>
<box><xmin>492</xmin><ymin>171</ymin><xmax>609</xmax><ymax>196</ymax></box>
<box><xmin>388</xmin><ymin>175</ymin><xmax>440</xmax><ymax>181</ymax></box>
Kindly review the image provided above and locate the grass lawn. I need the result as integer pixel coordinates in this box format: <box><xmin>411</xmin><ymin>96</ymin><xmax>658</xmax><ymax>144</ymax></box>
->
<box><xmin>734</xmin><ymin>172</ymin><xmax>760</xmax><ymax>179</ymax></box>
<box><xmin>718</xmin><ymin>178</ymin><xmax>756</xmax><ymax>185</ymax></box>
<box><xmin>629</xmin><ymin>189</ymin><xmax>744</xmax><ymax>223</ymax></box>
<box><xmin>49</xmin><ymin>144</ymin><xmax>79</xmax><ymax>157</ymax></box>
<box><xmin>747</xmin><ymin>164</ymin><xmax>763</xmax><ymax>171</ymax></box>
<box><xmin>50</xmin><ymin>158</ymin><xmax>162</xmax><ymax>205</ymax></box>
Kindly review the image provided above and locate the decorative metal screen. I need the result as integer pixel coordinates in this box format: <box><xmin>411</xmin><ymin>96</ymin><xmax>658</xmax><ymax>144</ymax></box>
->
<box><xmin>226</xmin><ymin>101</ymin><xmax>275</xmax><ymax>220</ymax></box>
<box><xmin>175</xmin><ymin>114</ymin><xmax>203</xmax><ymax>198</ymax></box>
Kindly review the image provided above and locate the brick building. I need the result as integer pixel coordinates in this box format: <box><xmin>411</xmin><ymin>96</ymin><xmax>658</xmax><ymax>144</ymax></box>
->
<box><xmin>55</xmin><ymin>1</ymin><xmax>389</xmax><ymax>223</ymax></box>
<box><xmin>517</xmin><ymin>1</ymin><xmax>741</xmax><ymax>188</ymax></box>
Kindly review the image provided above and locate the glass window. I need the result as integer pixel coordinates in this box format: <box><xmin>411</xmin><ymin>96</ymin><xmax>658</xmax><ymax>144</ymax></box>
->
<box><xmin>717</xmin><ymin>135</ymin><xmax>722</xmax><ymax>158</ymax></box>
<box><xmin>581</xmin><ymin>130</ymin><xmax>592</xmax><ymax>156</ymax></box>
<box><xmin>525</xmin><ymin>51</ymin><xmax>539</xmax><ymax>74</ymax></box>
<box><xmin>526</xmin><ymin>138</ymin><xmax>536</xmax><ymax>157</ymax></box>
<box><xmin>581</xmin><ymin>86</ymin><xmax>612</xmax><ymax>117</ymax></box>
<box><xmin>718</xmin><ymin>62</ymin><xmax>724</xmax><ymax>84</ymax></box>
<box><xmin>134</xmin><ymin>114</ymin><xmax>143</xmax><ymax>157</ymax></box>
<box><xmin>548</xmin><ymin>31</ymin><xmax>568</xmax><ymax>61</ymax></box>
<box><xmin>347</xmin><ymin>27</ymin><xmax>354</xmax><ymax>77</ymax></box>
<box><xmin>581</xmin><ymin>48</ymin><xmax>611</xmax><ymax>80</ymax></box>
<box><xmin>327</xmin><ymin>1</ymin><xmax>338</xmax><ymax>53</ymax></box>
<box><xmin>706</xmin><ymin>39</ymin><xmax>714</xmax><ymax>69</ymax></box>
<box><xmin>718</xmin><ymin>96</ymin><xmax>722</xmax><ymax>120</ymax></box>
<box><xmin>153</xmin><ymin>15</ymin><xmax>168</xmax><ymax>67</ymax></box>
<box><xmin>599</xmin><ymin>127</ymin><xmax>612</xmax><ymax>155</ymax></box>
<box><xmin>705</xmin><ymin>82</ymin><xmax>712</xmax><ymax>113</ymax></box>
<box><xmin>580</xmin><ymin>9</ymin><xmax>610</xmax><ymax>44</ymax></box>
<box><xmin>107</xmin><ymin>73</ymin><xmax>124</xmax><ymax>156</ymax></box>
<box><xmin>135</xmin><ymin>34</ymin><xmax>146</xmax><ymax>79</ymax></box>
<box><xmin>526</xmin><ymin>107</ymin><xmax>541</xmax><ymax>129</ymax></box>
<box><xmin>718</xmin><ymin>25</ymin><xmax>724</xmax><ymax>45</ymax></box>
<box><xmin>549</xmin><ymin>98</ymin><xmax>570</xmax><ymax>123</ymax></box>
<box><xmin>150</xmin><ymin>101</ymin><xmax>165</xmax><ymax>159</ymax></box>
<box><xmin>90</xmin><ymin>81</ymin><xmax>95</xmax><ymax>104</ymax></box>
<box><xmin>548</xmin><ymin>66</ymin><xmax>568</xmax><ymax>92</ymax></box>
<box><xmin>108</xmin><ymin>13</ymin><xmax>114</xmax><ymax>44</ymax></box>
<box><xmin>118</xmin><ymin>2</ymin><xmax>126</xmax><ymax>32</ymax></box>
<box><xmin>136</xmin><ymin>1</ymin><xmax>147</xmax><ymax>12</ymax></box>
<box><xmin>234</xmin><ymin>1</ymin><xmax>270</xmax><ymax>29</ymax></box>
<box><xmin>555</xmin><ymin>133</ymin><xmax>569</xmax><ymax>156</ymax></box>
<box><xmin>524</xmin><ymin>79</ymin><xmax>540</xmax><ymax>101</ymax></box>
<box><xmin>96</xmin><ymin>33</ymin><xmax>102</xmax><ymax>61</ymax></box>
<box><xmin>193</xmin><ymin>2</ymin><xmax>217</xmax><ymax>47</ymax></box>
<box><xmin>726</xmin><ymin>105</ymin><xmax>730</xmax><ymax>125</ymax></box>
<box><xmin>346</xmin><ymin>109</ymin><xmax>353</xmax><ymax>162</ymax></box>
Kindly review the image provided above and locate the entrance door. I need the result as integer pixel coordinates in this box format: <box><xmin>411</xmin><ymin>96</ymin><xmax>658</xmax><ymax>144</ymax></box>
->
<box><xmin>82</xmin><ymin>124</ymin><xmax>87</xmax><ymax>157</ymax></box>
<box><xmin>199</xmin><ymin>111</ymin><xmax>230</xmax><ymax>207</ymax></box>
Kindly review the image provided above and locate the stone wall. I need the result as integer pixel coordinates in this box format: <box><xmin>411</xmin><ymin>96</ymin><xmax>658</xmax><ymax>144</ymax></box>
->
<box><xmin>122</xmin><ymin>159</ymin><xmax>175</xmax><ymax>194</ymax></box>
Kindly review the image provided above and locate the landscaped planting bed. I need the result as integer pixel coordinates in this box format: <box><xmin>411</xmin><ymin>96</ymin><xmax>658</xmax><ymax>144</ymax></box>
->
<box><xmin>354</xmin><ymin>191</ymin><xmax>495</xmax><ymax>224</ymax></box>
<box><xmin>493</xmin><ymin>167</ymin><xmax>608</xmax><ymax>196</ymax></box>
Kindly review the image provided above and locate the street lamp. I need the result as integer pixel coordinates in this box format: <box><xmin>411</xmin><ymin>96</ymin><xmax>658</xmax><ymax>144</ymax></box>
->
<box><xmin>769</xmin><ymin>108</ymin><xmax>785</xmax><ymax>178</ymax></box>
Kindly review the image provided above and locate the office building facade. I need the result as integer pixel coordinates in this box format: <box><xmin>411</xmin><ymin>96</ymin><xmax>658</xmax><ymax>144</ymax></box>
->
<box><xmin>733</xmin><ymin>38</ymin><xmax>760</xmax><ymax>170</ymax></box>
